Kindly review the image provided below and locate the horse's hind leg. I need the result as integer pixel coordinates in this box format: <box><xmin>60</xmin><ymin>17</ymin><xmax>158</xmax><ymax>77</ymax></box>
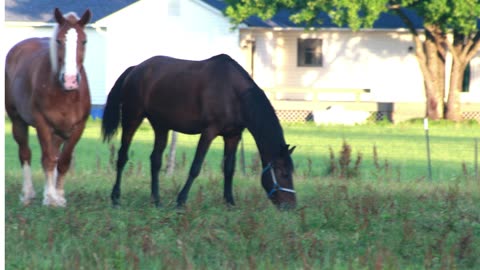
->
<box><xmin>11</xmin><ymin>118</ymin><xmax>34</xmax><ymax>205</ymax></box>
<box><xmin>223</xmin><ymin>134</ymin><xmax>241</xmax><ymax>206</ymax></box>
<box><xmin>177</xmin><ymin>128</ymin><xmax>217</xmax><ymax>207</ymax></box>
<box><xmin>149</xmin><ymin>128</ymin><xmax>169</xmax><ymax>207</ymax></box>
<box><xmin>111</xmin><ymin>117</ymin><xmax>143</xmax><ymax>207</ymax></box>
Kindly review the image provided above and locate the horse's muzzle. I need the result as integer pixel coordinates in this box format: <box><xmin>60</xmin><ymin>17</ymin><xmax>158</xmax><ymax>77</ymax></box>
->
<box><xmin>61</xmin><ymin>73</ymin><xmax>81</xmax><ymax>90</ymax></box>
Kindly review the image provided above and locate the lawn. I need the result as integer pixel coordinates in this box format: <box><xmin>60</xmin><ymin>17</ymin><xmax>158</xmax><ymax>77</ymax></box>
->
<box><xmin>4</xmin><ymin>118</ymin><xmax>480</xmax><ymax>269</ymax></box>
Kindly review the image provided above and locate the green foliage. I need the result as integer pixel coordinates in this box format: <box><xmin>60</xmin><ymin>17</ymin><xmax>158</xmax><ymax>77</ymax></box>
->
<box><xmin>225</xmin><ymin>0</ymin><xmax>480</xmax><ymax>35</ymax></box>
<box><xmin>407</xmin><ymin>0</ymin><xmax>480</xmax><ymax>35</ymax></box>
<box><xmin>226</xmin><ymin>0</ymin><xmax>390</xmax><ymax>30</ymax></box>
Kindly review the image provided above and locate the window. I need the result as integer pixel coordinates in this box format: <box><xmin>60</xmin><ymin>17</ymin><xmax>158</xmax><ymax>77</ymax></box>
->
<box><xmin>297</xmin><ymin>39</ymin><xmax>323</xmax><ymax>67</ymax></box>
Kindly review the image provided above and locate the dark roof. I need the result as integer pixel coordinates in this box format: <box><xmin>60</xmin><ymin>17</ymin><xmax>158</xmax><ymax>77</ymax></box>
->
<box><xmin>5</xmin><ymin>0</ymin><xmax>137</xmax><ymax>22</ymax></box>
<box><xmin>202</xmin><ymin>0</ymin><xmax>425</xmax><ymax>29</ymax></box>
<box><xmin>5</xmin><ymin>0</ymin><xmax>425</xmax><ymax>29</ymax></box>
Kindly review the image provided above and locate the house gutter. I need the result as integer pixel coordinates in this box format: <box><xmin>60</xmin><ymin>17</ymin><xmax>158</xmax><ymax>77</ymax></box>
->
<box><xmin>243</xmin><ymin>26</ymin><xmax>423</xmax><ymax>33</ymax></box>
<box><xmin>5</xmin><ymin>21</ymin><xmax>99</xmax><ymax>30</ymax></box>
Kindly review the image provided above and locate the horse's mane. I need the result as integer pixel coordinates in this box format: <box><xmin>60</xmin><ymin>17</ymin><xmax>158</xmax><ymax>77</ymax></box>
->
<box><xmin>212</xmin><ymin>55</ymin><xmax>287</xmax><ymax>157</ymax></box>
<box><xmin>242</xmin><ymin>86</ymin><xmax>287</xmax><ymax>157</ymax></box>
<box><xmin>49</xmin><ymin>12</ymin><xmax>80</xmax><ymax>73</ymax></box>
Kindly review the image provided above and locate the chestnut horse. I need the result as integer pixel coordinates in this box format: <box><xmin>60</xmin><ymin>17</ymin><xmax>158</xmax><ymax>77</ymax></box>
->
<box><xmin>5</xmin><ymin>8</ymin><xmax>92</xmax><ymax>207</ymax></box>
<box><xmin>102</xmin><ymin>54</ymin><xmax>297</xmax><ymax>209</ymax></box>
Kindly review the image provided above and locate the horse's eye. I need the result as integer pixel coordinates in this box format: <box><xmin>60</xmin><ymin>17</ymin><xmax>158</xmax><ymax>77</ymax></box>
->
<box><xmin>82</xmin><ymin>40</ymin><xmax>87</xmax><ymax>45</ymax></box>
<box><xmin>56</xmin><ymin>39</ymin><xmax>62</xmax><ymax>45</ymax></box>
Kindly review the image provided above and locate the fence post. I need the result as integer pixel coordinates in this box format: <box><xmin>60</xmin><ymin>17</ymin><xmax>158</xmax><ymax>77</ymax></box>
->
<box><xmin>424</xmin><ymin>118</ymin><xmax>432</xmax><ymax>181</ymax></box>
<box><xmin>475</xmin><ymin>138</ymin><xmax>478</xmax><ymax>183</ymax></box>
<box><xmin>240</xmin><ymin>135</ymin><xmax>246</xmax><ymax>175</ymax></box>
<box><xmin>166</xmin><ymin>131</ymin><xmax>177</xmax><ymax>176</ymax></box>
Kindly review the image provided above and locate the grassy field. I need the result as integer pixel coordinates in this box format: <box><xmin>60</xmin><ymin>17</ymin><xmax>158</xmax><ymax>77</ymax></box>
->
<box><xmin>4</xmin><ymin>119</ymin><xmax>480</xmax><ymax>269</ymax></box>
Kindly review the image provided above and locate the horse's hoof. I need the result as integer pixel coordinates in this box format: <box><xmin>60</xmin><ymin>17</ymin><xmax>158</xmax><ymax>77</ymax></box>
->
<box><xmin>20</xmin><ymin>198</ymin><xmax>34</xmax><ymax>206</ymax></box>
<box><xmin>43</xmin><ymin>193</ymin><xmax>66</xmax><ymax>207</ymax></box>
<box><xmin>176</xmin><ymin>202</ymin><xmax>185</xmax><ymax>209</ymax></box>
<box><xmin>111</xmin><ymin>202</ymin><xmax>121</xmax><ymax>209</ymax></box>
<box><xmin>175</xmin><ymin>202</ymin><xmax>187</xmax><ymax>212</ymax></box>
<box><xmin>226</xmin><ymin>203</ymin><xmax>236</xmax><ymax>210</ymax></box>
<box><xmin>56</xmin><ymin>196</ymin><xmax>67</xmax><ymax>207</ymax></box>
<box><xmin>20</xmin><ymin>192</ymin><xmax>36</xmax><ymax>206</ymax></box>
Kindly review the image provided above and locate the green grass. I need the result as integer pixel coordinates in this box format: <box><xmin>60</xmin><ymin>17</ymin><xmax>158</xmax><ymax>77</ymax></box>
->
<box><xmin>5</xmin><ymin>119</ymin><xmax>480</xmax><ymax>269</ymax></box>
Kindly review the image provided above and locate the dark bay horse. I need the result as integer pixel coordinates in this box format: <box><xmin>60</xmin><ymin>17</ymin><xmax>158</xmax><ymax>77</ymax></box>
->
<box><xmin>102</xmin><ymin>54</ymin><xmax>296</xmax><ymax>209</ymax></box>
<box><xmin>5</xmin><ymin>8</ymin><xmax>92</xmax><ymax>207</ymax></box>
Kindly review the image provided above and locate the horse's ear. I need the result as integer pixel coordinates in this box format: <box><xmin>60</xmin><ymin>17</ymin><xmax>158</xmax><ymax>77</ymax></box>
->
<box><xmin>281</xmin><ymin>144</ymin><xmax>295</xmax><ymax>157</ymax></box>
<box><xmin>288</xmin><ymin>145</ymin><xmax>296</xmax><ymax>155</ymax></box>
<box><xmin>78</xmin><ymin>9</ymin><xmax>92</xmax><ymax>27</ymax></box>
<box><xmin>54</xmin><ymin>8</ymin><xmax>65</xmax><ymax>25</ymax></box>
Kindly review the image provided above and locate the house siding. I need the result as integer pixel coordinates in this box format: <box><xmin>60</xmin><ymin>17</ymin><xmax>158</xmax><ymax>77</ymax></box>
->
<box><xmin>241</xmin><ymin>28</ymin><xmax>480</xmax><ymax>104</ymax></box>
<box><xmin>97</xmin><ymin>0</ymin><xmax>243</xmax><ymax>92</ymax></box>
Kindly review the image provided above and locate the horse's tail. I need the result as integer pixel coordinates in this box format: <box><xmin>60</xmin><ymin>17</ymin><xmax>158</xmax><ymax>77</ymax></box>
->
<box><xmin>101</xmin><ymin>66</ymin><xmax>135</xmax><ymax>142</ymax></box>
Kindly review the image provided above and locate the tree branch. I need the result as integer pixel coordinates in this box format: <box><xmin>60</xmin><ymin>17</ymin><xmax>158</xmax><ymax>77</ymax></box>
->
<box><xmin>466</xmin><ymin>31</ymin><xmax>480</xmax><ymax>61</ymax></box>
<box><xmin>445</xmin><ymin>36</ymin><xmax>461</xmax><ymax>64</ymax></box>
<box><xmin>392</xmin><ymin>7</ymin><xmax>419</xmax><ymax>36</ymax></box>
<box><xmin>425</xmin><ymin>25</ymin><xmax>446</xmax><ymax>61</ymax></box>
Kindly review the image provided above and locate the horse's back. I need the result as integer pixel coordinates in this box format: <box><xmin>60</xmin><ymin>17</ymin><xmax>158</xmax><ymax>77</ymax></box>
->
<box><xmin>134</xmin><ymin>54</ymin><xmax>252</xmax><ymax>97</ymax></box>
<box><xmin>5</xmin><ymin>37</ymin><xmax>51</xmax><ymax>125</ymax></box>
<box><xmin>6</xmin><ymin>37</ymin><xmax>50</xmax><ymax>87</ymax></box>
<box><xmin>6</xmin><ymin>37</ymin><xmax>49</xmax><ymax>71</ymax></box>
<box><xmin>124</xmin><ymin>54</ymin><xmax>253</xmax><ymax>134</ymax></box>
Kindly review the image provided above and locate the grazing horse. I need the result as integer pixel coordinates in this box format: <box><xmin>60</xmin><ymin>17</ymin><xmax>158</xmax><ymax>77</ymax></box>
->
<box><xmin>5</xmin><ymin>8</ymin><xmax>92</xmax><ymax>207</ymax></box>
<box><xmin>102</xmin><ymin>54</ymin><xmax>297</xmax><ymax>209</ymax></box>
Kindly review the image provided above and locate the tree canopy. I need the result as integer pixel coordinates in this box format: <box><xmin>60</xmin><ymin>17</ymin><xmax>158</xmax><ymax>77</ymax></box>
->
<box><xmin>226</xmin><ymin>0</ymin><xmax>479</xmax><ymax>35</ymax></box>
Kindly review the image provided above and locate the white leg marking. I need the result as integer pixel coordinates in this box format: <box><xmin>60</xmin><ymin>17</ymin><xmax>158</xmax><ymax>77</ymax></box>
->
<box><xmin>54</xmin><ymin>168</ymin><xmax>66</xmax><ymax>205</ymax></box>
<box><xmin>20</xmin><ymin>163</ymin><xmax>36</xmax><ymax>205</ymax></box>
<box><xmin>43</xmin><ymin>169</ymin><xmax>66</xmax><ymax>207</ymax></box>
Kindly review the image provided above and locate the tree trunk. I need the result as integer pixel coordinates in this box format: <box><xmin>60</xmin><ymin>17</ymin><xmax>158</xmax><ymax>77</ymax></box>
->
<box><xmin>393</xmin><ymin>10</ymin><xmax>445</xmax><ymax>120</ymax></box>
<box><xmin>423</xmin><ymin>38</ymin><xmax>444</xmax><ymax>119</ymax></box>
<box><xmin>445</xmin><ymin>61</ymin><xmax>464</xmax><ymax>121</ymax></box>
<box><xmin>444</xmin><ymin>31</ymin><xmax>480</xmax><ymax>121</ymax></box>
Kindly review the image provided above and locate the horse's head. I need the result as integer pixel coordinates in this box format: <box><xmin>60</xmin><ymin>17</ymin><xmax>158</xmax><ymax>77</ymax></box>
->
<box><xmin>51</xmin><ymin>8</ymin><xmax>91</xmax><ymax>91</ymax></box>
<box><xmin>261</xmin><ymin>145</ymin><xmax>297</xmax><ymax>210</ymax></box>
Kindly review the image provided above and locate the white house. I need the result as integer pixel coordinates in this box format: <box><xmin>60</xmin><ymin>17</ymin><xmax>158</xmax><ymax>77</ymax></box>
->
<box><xmin>4</xmin><ymin>0</ymin><xmax>244</xmax><ymax>112</ymax></box>
<box><xmin>5</xmin><ymin>0</ymin><xmax>480</xmax><ymax>121</ymax></box>
<box><xmin>234</xmin><ymin>9</ymin><xmax>480</xmax><ymax>121</ymax></box>
<box><xmin>94</xmin><ymin>0</ymin><xmax>244</xmax><ymax>94</ymax></box>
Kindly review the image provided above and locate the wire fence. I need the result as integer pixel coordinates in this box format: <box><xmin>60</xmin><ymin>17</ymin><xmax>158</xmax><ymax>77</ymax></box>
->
<box><xmin>159</xmin><ymin>125</ymin><xmax>480</xmax><ymax>183</ymax></box>
<box><xmin>4</xmin><ymin>119</ymin><xmax>480</xmax><ymax>183</ymax></box>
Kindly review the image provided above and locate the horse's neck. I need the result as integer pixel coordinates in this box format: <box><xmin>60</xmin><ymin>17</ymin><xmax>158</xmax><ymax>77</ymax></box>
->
<box><xmin>242</xmin><ymin>87</ymin><xmax>286</xmax><ymax>164</ymax></box>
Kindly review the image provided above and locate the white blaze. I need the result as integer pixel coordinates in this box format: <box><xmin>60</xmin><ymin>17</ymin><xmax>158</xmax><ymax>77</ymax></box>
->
<box><xmin>64</xmin><ymin>28</ymin><xmax>78</xmax><ymax>76</ymax></box>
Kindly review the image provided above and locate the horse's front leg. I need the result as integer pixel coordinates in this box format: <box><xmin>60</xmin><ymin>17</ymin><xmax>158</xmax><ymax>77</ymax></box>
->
<box><xmin>35</xmin><ymin>119</ymin><xmax>63</xmax><ymax>207</ymax></box>
<box><xmin>11</xmin><ymin>117</ymin><xmax>35</xmax><ymax>205</ymax></box>
<box><xmin>55</xmin><ymin>121</ymin><xmax>87</xmax><ymax>206</ymax></box>
<box><xmin>51</xmin><ymin>134</ymin><xmax>66</xmax><ymax>202</ymax></box>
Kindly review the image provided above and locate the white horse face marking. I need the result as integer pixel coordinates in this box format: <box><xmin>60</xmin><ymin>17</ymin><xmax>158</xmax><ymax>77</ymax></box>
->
<box><xmin>61</xmin><ymin>28</ymin><xmax>80</xmax><ymax>90</ymax></box>
<box><xmin>50</xmin><ymin>9</ymin><xmax>89</xmax><ymax>91</ymax></box>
